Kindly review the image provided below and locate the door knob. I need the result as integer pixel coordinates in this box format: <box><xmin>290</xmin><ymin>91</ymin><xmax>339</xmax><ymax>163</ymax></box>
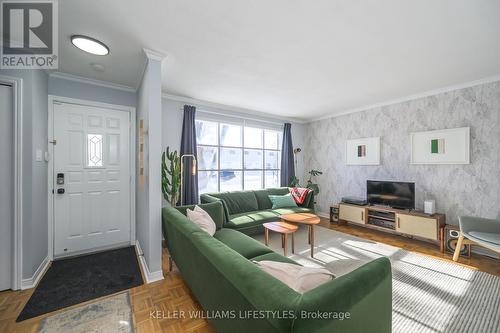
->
<box><xmin>57</xmin><ymin>188</ymin><xmax>65</xmax><ymax>194</ymax></box>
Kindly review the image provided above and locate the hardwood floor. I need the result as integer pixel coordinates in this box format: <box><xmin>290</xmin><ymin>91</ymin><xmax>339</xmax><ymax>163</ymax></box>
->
<box><xmin>0</xmin><ymin>218</ymin><xmax>498</xmax><ymax>332</ymax></box>
<box><xmin>321</xmin><ymin>218</ymin><xmax>500</xmax><ymax>276</ymax></box>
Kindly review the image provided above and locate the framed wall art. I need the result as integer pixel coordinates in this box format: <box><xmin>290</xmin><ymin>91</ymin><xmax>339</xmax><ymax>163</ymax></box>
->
<box><xmin>410</xmin><ymin>127</ymin><xmax>470</xmax><ymax>164</ymax></box>
<box><xmin>346</xmin><ymin>137</ymin><xmax>380</xmax><ymax>165</ymax></box>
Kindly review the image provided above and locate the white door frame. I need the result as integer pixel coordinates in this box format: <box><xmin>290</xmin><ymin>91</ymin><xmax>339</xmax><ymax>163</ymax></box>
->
<box><xmin>47</xmin><ymin>95</ymin><xmax>136</xmax><ymax>260</ymax></box>
<box><xmin>0</xmin><ymin>75</ymin><xmax>23</xmax><ymax>290</ymax></box>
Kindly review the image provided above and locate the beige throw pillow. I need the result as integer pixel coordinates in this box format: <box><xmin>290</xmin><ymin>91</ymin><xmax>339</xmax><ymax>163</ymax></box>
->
<box><xmin>254</xmin><ymin>260</ymin><xmax>334</xmax><ymax>293</ymax></box>
<box><xmin>186</xmin><ymin>205</ymin><xmax>216</xmax><ymax>236</ymax></box>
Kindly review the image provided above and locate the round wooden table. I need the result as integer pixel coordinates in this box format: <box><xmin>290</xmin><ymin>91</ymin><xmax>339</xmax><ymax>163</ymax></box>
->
<box><xmin>263</xmin><ymin>222</ymin><xmax>298</xmax><ymax>257</ymax></box>
<box><xmin>280</xmin><ymin>213</ymin><xmax>320</xmax><ymax>257</ymax></box>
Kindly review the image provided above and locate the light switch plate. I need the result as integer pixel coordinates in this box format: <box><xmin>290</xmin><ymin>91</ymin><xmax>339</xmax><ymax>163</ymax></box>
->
<box><xmin>35</xmin><ymin>149</ymin><xmax>43</xmax><ymax>162</ymax></box>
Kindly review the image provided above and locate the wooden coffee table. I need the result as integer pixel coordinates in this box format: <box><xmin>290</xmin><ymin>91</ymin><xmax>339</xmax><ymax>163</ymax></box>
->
<box><xmin>263</xmin><ymin>222</ymin><xmax>298</xmax><ymax>256</ymax></box>
<box><xmin>280</xmin><ymin>213</ymin><xmax>320</xmax><ymax>257</ymax></box>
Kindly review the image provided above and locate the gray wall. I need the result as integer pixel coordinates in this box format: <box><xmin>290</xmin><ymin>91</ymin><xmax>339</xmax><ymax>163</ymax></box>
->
<box><xmin>304</xmin><ymin>81</ymin><xmax>500</xmax><ymax>226</ymax></box>
<box><xmin>136</xmin><ymin>58</ymin><xmax>163</xmax><ymax>276</ymax></box>
<box><xmin>0</xmin><ymin>69</ymin><xmax>49</xmax><ymax>279</ymax></box>
<box><xmin>162</xmin><ymin>98</ymin><xmax>307</xmax><ymax>183</ymax></box>
<box><xmin>48</xmin><ymin>75</ymin><xmax>136</xmax><ymax>107</ymax></box>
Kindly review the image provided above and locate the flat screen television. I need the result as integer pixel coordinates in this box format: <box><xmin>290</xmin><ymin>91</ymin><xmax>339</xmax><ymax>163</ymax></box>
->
<box><xmin>367</xmin><ymin>180</ymin><xmax>415</xmax><ymax>210</ymax></box>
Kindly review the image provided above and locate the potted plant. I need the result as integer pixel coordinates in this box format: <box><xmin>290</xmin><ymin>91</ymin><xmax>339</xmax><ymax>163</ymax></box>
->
<box><xmin>289</xmin><ymin>169</ymin><xmax>323</xmax><ymax>197</ymax></box>
<box><xmin>161</xmin><ymin>147</ymin><xmax>181</xmax><ymax>206</ymax></box>
<box><xmin>306</xmin><ymin>169</ymin><xmax>323</xmax><ymax>196</ymax></box>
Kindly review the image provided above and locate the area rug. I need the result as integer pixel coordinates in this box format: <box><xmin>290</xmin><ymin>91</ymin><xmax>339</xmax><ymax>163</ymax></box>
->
<box><xmin>17</xmin><ymin>246</ymin><xmax>143</xmax><ymax>321</ymax></box>
<box><xmin>253</xmin><ymin>226</ymin><xmax>500</xmax><ymax>333</ymax></box>
<box><xmin>38</xmin><ymin>292</ymin><xmax>133</xmax><ymax>333</ymax></box>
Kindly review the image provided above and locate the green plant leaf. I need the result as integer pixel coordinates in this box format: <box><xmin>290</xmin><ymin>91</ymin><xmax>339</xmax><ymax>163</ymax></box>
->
<box><xmin>161</xmin><ymin>146</ymin><xmax>183</xmax><ymax>206</ymax></box>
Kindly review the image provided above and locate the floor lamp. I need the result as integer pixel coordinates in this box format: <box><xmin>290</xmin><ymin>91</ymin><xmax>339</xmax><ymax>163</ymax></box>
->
<box><xmin>293</xmin><ymin>148</ymin><xmax>301</xmax><ymax>174</ymax></box>
<box><xmin>180</xmin><ymin>154</ymin><xmax>197</xmax><ymax>205</ymax></box>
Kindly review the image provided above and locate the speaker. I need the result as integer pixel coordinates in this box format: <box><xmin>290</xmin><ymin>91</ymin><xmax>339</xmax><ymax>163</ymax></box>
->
<box><xmin>445</xmin><ymin>225</ymin><xmax>471</xmax><ymax>258</ymax></box>
<box><xmin>330</xmin><ymin>205</ymin><xmax>339</xmax><ymax>223</ymax></box>
<box><xmin>424</xmin><ymin>200</ymin><xmax>436</xmax><ymax>215</ymax></box>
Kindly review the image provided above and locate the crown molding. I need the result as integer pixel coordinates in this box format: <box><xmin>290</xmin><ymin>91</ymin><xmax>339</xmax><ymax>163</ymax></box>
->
<box><xmin>143</xmin><ymin>48</ymin><xmax>167</xmax><ymax>62</ymax></box>
<box><xmin>311</xmin><ymin>74</ymin><xmax>500</xmax><ymax>122</ymax></box>
<box><xmin>49</xmin><ymin>71</ymin><xmax>136</xmax><ymax>93</ymax></box>
<box><xmin>162</xmin><ymin>92</ymin><xmax>308</xmax><ymax>124</ymax></box>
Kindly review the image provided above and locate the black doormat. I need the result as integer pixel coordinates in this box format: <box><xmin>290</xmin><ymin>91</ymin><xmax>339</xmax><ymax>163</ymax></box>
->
<box><xmin>17</xmin><ymin>246</ymin><xmax>143</xmax><ymax>321</ymax></box>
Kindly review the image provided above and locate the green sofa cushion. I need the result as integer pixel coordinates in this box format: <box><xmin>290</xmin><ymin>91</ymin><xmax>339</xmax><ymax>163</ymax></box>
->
<box><xmin>272</xmin><ymin>207</ymin><xmax>313</xmax><ymax>215</ymax></box>
<box><xmin>250</xmin><ymin>252</ymin><xmax>298</xmax><ymax>265</ymax></box>
<box><xmin>254</xmin><ymin>190</ymin><xmax>274</xmax><ymax>210</ymax></box>
<box><xmin>214</xmin><ymin>228</ymin><xmax>273</xmax><ymax>259</ymax></box>
<box><xmin>226</xmin><ymin>207</ymin><xmax>314</xmax><ymax>230</ymax></box>
<box><xmin>267</xmin><ymin>187</ymin><xmax>291</xmax><ymax>196</ymax></box>
<box><xmin>253</xmin><ymin>187</ymin><xmax>291</xmax><ymax>209</ymax></box>
<box><xmin>227</xmin><ymin>210</ymin><xmax>280</xmax><ymax>228</ymax></box>
<box><xmin>269</xmin><ymin>194</ymin><xmax>297</xmax><ymax>209</ymax></box>
<box><xmin>175</xmin><ymin>201</ymin><xmax>225</xmax><ymax>230</ymax></box>
<box><xmin>209</xmin><ymin>191</ymin><xmax>259</xmax><ymax>215</ymax></box>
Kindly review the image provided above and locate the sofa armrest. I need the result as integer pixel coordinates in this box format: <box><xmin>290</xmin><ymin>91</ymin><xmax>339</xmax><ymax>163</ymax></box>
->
<box><xmin>300</xmin><ymin>190</ymin><xmax>315</xmax><ymax>210</ymax></box>
<box><xmin>459</xmin><ymin>216</ymin><xmax>500</xmax><ymax>234</ymax></box>
<box><xmin>200</xmin><ymin>194</ymin><xmax>230</xmax><ymax>223</ymax></box>
<box><xmin>175</xmin><ymin>201</ymin><xmax>225</xmax><ymax>230</ymax></box>
<box><xmin>293</xmin><ymin>257</ymin><xmax>392</xmax><ymax>333</ymax></box>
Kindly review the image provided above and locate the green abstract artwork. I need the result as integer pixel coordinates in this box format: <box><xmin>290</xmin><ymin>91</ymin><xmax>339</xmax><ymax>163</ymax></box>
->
<box><xmin>431</xmin><ymin>138</ymin><xmax>445</xmax><ymax>154</ymax></box>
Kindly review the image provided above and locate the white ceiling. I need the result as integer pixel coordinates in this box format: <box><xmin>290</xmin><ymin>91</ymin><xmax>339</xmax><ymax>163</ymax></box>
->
<box><xmin>59</xmin><ymin>0</ymin><xmax>500</xmax><ymax>120</ymax></box>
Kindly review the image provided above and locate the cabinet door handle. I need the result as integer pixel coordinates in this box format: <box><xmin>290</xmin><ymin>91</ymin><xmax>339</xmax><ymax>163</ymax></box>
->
<box><xmin>361</xmin><ymin>211</ymin><xmax>364</xmax><ymax>220</ymax></box>
<box><xmin>397</xmin><ymin>217</ymin><xmax>400</xmax><ymax>228</ymax></box>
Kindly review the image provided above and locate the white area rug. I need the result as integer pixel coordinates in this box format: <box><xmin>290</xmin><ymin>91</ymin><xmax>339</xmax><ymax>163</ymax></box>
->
<box><xmin>253</xmin><ymin>225</ymin><xmax>500</xmax><ymax>333</ymax></box>
<box><xmin>38</xmin><ymin>292</ymin><xmax>133</xmax><ymax>333</ymax></box>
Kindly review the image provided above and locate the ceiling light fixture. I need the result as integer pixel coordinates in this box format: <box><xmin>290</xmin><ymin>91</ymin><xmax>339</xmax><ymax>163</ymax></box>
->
<box><xmin>71</xmin><ymin>35</ymin><xmax>109</xmax><ymax>55</ymax></box>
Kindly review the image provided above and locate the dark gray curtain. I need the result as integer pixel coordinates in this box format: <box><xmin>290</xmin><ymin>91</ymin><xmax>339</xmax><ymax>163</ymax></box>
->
<box><xmin>280</xmin><ymin>123</ymin><xmax>295</xmax><ymax>187</ymax></box>
<box><xmin>180</xmin><ymin>105</ymin><xmax>199</xmax><ymax>205</ymax></box>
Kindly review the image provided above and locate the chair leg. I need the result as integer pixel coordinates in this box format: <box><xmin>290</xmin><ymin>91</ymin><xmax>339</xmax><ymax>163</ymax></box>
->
<box><xmin>453</xmin><ymin>233</ymin><xmax>465</xmax><ymax>262</ymax></box>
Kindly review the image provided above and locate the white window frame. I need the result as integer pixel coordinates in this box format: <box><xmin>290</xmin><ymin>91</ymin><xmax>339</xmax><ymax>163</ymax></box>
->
<box><xmin>196</xmin><ymin>113</ymin><xmax>282</xmax><ymax>193</ymax></box>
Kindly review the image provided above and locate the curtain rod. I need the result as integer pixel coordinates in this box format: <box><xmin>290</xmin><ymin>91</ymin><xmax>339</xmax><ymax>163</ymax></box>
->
<box><xmin>195</xmin><ymin>108</ymin><xmax>286</xmax><ymax>127</ymax></box>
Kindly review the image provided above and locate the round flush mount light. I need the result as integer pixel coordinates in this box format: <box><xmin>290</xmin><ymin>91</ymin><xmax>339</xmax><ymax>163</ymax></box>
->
<box><xmin>71</xmin><ymin>35</ymin><xmax>109</xmax><ymax>55</ymax></box>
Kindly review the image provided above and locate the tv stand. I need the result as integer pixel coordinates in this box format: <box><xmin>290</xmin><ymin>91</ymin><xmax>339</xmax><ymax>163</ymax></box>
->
<box><xmin>335</xmin><ymin>203</ymin><xmax>446</xmax><ymax>251</ymax></box>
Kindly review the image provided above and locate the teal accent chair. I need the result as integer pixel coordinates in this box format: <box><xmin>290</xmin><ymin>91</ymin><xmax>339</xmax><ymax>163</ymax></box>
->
<box><xmin>453</xmin><ymin>215</ymin><xmax>500</xmax><ymax>262</ymax></box>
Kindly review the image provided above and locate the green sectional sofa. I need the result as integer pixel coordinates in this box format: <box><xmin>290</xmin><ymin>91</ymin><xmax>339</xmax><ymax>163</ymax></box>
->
<box><xmin>200</xmin><ymin>187</ymin><xmax>315</xmax><ymax>235</ymax></box>
<box><xmin>162</xmin><ymin>201</ymin><xmax>392</xmax><ymax>333</ymax></box>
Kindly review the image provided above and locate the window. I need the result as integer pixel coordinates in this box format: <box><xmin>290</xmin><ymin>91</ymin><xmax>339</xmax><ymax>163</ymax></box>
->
<box><xmin>87</xmin><ymin>134</ymin><xmax>103</xmax><ymax>167</ymax></box>
<box><xmin>196</xmin><ymin>119</ymin><xmax>281</xmax><ymax>194</ymax></box>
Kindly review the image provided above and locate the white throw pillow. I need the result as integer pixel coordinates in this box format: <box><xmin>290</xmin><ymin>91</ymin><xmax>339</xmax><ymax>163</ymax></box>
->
<box><xmin>254</xmin><ymin>260</ymin><xmax>334</xmax><ymax>293</ymax></box>
<box><xmin>186</xmin><ymin>205</ymin><xmax>216</xmax><ymax>236</ymax></box>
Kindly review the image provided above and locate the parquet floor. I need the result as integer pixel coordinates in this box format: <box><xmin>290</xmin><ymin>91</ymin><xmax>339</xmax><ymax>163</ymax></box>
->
<box><xmin>0</xmin><ymin>218</ymin><xmax>498</xmax><ymax>333</ymax></box>
<box><xmin>0</xmin><ymin>248</ymin><xmax>216</xmax><ymax>333</ymax></box>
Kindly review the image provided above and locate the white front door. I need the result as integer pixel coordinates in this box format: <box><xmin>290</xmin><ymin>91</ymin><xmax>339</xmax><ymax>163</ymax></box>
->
<box><xmin>53</xmin><ymin>102</ymin><xmax>131</xmax><ymax>257</ymax></box>
<box><xmin>0</xmin><ymin>84</ymin><xmax>13</xmax><ymax>290</ymax></box>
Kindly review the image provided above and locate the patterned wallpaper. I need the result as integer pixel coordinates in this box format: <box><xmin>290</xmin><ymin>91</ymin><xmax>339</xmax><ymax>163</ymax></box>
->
<box><xmin>304</xmin><ymin>80</ymin><xmax>500</xmax><ymax>225</ymax></box>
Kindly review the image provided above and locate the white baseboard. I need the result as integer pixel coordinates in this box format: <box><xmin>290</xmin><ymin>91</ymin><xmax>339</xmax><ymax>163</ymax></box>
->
<box><xmin>21</xmin><ymin>256</ymin><xmax>50</xmax><ymax>290</ymax></box>
<box><xmin>135</xmin><ymin>241</ymin><xmax>164</xmax><ymax>283</ymax></box>
<box><xmin>317</xmin><ymin>211</ymin><xmax>330</xmax><ymax>219</ymax></box>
